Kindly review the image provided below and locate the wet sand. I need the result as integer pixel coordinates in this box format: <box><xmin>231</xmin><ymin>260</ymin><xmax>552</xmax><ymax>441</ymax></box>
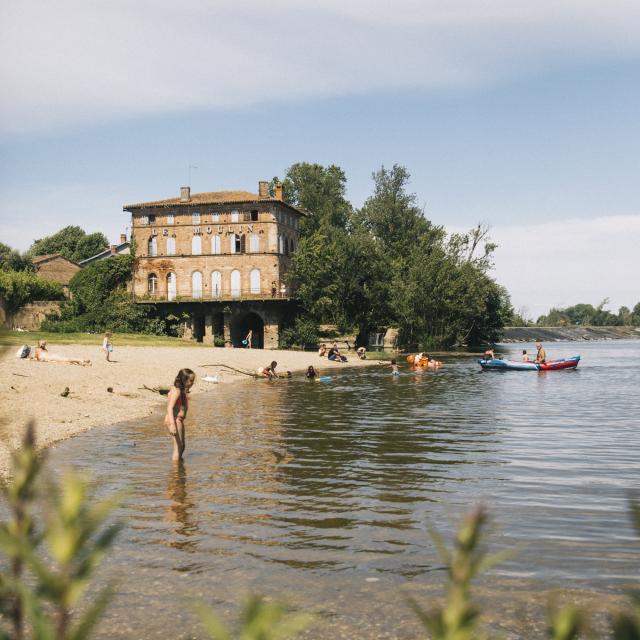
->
<box><xmin>0</xmin><ymin>343</ymin><xmax>376</xmax><ymax>476</ymax></box>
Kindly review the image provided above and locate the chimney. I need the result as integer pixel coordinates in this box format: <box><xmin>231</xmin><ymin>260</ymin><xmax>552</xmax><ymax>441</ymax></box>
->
<box><xmin>275</xmin><ymin>183</ymin><xmax>284</xmax><ymax>201</ymax></box>
<box><xmin>120</xmin><ymin>233</ymin><xmax>127</xmax><ymax>244</ymax></box>
<box><xmin>180</xmin><ymin>186</ymin><xmax>191</xmax><ymax>202</ymax></box>
<box><xmin>258</xmin><ymin>181</ymin><xmax>269</xmax><ymax>197</ymax></box>
<box><xmin>110</xmin><ymin>245</ymin><xmax>117</xmax><ymax>255</ymax></box>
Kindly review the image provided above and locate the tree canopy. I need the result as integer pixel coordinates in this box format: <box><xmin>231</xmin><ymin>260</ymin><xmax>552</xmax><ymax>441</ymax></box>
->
<box><xmin>284</xmin><ymin>162</ymin><xmax>512</xmax><ymax>347</ymax></box>
<box><xmin>536</xmin><ymin>299</ymin><xmax>640</xmax><ymax>327</ymax></box>
<box><xmin>27</xmin><ymin>226</ymin><xmax>108</xmax><ymax>263</ymax></box>
<box><xmin>0</xmin><ymin>242</ymin><xmax>33</xmax><ymax>272</ymax></box>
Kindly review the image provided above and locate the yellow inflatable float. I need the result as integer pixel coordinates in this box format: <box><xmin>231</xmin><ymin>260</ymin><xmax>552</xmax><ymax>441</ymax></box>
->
<box><xmin>407</xmin><ymin>353</ymin><xmax>442</xmax><ymax>368</ymax></box>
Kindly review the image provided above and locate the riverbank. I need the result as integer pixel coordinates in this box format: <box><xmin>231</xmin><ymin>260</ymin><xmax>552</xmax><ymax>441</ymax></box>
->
<box><xmin>501</xmin><ymin>325</ymin><xmax>640</xmax><ymax>342</ymax></box>
<box><xmin>0</xmin><ymin>343</ymin><xmax>377</xmax><ymax>477</ymax></box>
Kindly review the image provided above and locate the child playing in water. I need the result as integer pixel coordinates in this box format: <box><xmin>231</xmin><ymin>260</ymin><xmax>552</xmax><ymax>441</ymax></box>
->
<box><xmin>390</xmin><ymin>359</ymin><xmax>400</xmax><ymax>375</ymax></box>
<box><xmin>306</xmin><ymin>365</ymin><xmax>317</xmax><ymax>380</ymax></box>
<box><xmin>164</xmin><ymin>368</ymin><xmax>195</xmax><ymax>462</ymax></box>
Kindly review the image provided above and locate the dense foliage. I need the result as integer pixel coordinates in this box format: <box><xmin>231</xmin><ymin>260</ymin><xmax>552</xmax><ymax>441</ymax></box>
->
<box><xmin>283</xmin><ymin>162</ymin><xmax>512</xmax><ymax>347</ymax></box>
<box><xmin>536</xmin><ymin>299</ymin><xmax>640</xmax><ymax>327</ymax></box>
<box><xmin>0</xmin><ymin>269</ymin><xmax>64</xmax><ymax>312</ymax></box>
<box><xmin>42</xmin><ymin>255</ymin><xmax>165</xmax><ymax>334</ymax></box>
<box><xmin>27</xmin><ymin>225</ymin><xmax>108</xmax><ymax>263</ymax></box>
<box><xmin>0</xmin><ymin>242</ymin><xmax>33</xmax><ymax>272</ymax></box>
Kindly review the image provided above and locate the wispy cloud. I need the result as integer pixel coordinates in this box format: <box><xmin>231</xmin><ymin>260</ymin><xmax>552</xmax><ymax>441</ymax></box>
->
<box><xmin>1</xmin><ymin>0</ymin><xmax>639</xmax><ymax>134</ymax></box>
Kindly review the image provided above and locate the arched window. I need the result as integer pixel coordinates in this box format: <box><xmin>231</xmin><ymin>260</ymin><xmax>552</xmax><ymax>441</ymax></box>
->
<box><xmin>230</xmin><ymin>234</ymin><xmax>243</xmax><ymax>253</ymax></box>
<box><xmin>231</xmin><ymin>209</ymin><xmax>240</xmax><ymax>223</ymax></box>
<box><xmin>192</xmin><ymin>235</ymin><xmax>202</xmax><ymax>255</ymax></box>
<box><xmin>167</xmin><ymin>272</ymin><xmax>176</xmax><ymax>301</ymax></box>
<box><xmin>147</xmin><ymin>273</ymin><xmax>158</xmax><ymax>294</ymax></box>
<box><xmin>249</xmin><ymin>233</ymin><xmax>260</xmax><ymax>253</ymax></box>
<box><xmin>230</xmin><ymin>270</ymin><xmax>241</xmax><ymax>297</ymax></box>
<box><xmin>148</xmin><ymin>237</ymin><xmax>157</xmax><ymax>256</ymax></box>
<box><xmin>192</xmin><ymin>271</ymin><xmax>203</xmax><ymax>299</ymax></box>
<box><xmin>166</xmin><ymin>237</ymin><xmax>176</xmax><ymax>255</ymax></box>
<box><xmin>211</xmin><ymin>271</ymin><xmax>222</xmax><ymax>298</ymax></box>
<box><xmin>212</xmin><ymin>235</ymin><xmax>221</xmax><ymax>254</ymax></box>
<box><xmin>250</xmin><ymin>269</ymin><xmax>261</xmax><ymax>294</ymax></box>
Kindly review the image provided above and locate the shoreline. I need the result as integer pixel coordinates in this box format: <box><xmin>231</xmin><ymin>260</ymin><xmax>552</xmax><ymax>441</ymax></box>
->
<box><xmin>0</xmin><ymin>344</ymin><xmax>378</xmax><ymax>477</ymax></box>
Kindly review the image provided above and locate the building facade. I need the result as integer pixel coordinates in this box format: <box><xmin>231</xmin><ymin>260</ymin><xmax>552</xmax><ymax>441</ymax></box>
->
<box><xmin>125</xmin><ymin>181</ymin><xmax>304</xmax><ymax>348</ymax></box>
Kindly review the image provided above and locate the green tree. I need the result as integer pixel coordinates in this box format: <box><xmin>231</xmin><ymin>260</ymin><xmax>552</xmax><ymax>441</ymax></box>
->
<box><xmin>0</xmin><ymin>243</ymin><xmax>33</xmax><ymax>272</ymax></box>
<box><xmin>632</xmin><ymin>302</ymin><xmax>640</xmax><ymax>326</ymax></box>
<box><xmin>28</xmin><ymin>226</ymin><xmax>108</xmax><ymax>263</ymax></box>
<box><xmin>355</xmin><ymin>164</ymin><xmax>443</xmax><ymax>261</ymax></box>
<box><xmin>277</xmin><ymin>163</ymin><xmax>353</xmax><ymax>234</ymax></box>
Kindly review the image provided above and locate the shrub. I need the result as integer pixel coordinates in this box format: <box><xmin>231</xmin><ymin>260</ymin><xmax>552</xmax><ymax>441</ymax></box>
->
<box><xmin>0</xmin><ymin>270</ymin><xmax>64</xmax><ymax>312</ymax></box>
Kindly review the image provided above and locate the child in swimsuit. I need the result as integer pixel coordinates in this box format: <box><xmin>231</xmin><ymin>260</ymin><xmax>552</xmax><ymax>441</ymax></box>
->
<box><xmin>164</xmin><ymin>368</ymin><xmax>195</xmax><ymax>462</ymax></box>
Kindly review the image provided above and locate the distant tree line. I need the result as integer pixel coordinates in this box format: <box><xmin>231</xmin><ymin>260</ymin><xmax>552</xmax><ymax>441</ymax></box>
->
<box><xmin>510</xmin><ymin>299</ymin><xmax>640</xmax><ymax>327</ymax></box>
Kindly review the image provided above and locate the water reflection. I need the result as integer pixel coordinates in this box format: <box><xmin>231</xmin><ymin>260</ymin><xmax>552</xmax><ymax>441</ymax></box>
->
<box><xmin>164</xmin><ymin>461</ymin><xmax>198</xmax><ymax>550</ymax></box>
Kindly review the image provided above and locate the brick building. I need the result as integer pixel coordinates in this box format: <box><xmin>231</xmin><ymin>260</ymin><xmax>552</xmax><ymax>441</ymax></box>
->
<box><xmin>125</xmin><ymin>181</ymin><xmax>304</xmax><ymax>348</ymax></box>
<box><xmin>32</xmin><ymin>254</ymin><xmax>81</xmax><ymax>297</ymax></box>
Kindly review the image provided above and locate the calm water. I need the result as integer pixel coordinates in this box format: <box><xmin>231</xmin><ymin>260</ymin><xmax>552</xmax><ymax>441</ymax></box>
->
<box><xmin>37</xmin><ymin>342</ymin><xmax>640</xmax><ymax>636</ymax></box>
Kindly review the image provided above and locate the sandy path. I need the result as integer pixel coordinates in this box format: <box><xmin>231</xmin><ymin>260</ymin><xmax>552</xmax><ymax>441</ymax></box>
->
<box><xmin>0</xmin><ymin>343</ymin><xmax>377</xmax><ymax>477</ymax></box>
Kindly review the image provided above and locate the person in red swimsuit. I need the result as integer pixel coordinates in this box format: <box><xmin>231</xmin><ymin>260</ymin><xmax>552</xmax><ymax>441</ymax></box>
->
<box><xmin>164</xmin><ymin>368</ymin><xmax>195</xmax><ymax>462</ymax></box>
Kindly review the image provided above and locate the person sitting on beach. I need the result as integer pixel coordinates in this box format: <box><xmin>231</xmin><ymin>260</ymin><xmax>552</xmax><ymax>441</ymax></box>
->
<box><xmin>257</xmin><ymin>361</ymin><xmax>278</xmax><ymax>378</ymax></box>
<box><xmin>164</xmin><ymin>368</ymin><xmax>195</xmax><ymax>462</ymax></box>
<box><xmin>327</xmin><ymin>346</ymin><xmax>347</xmax><ymax>362</ymax></box>
<box><xmin>306</xmin><ymin>365</ymin><xmax>317</xmax><ymax>380</ymax></box>
<box><xmin>522</xmin><ymin>349</ymin><xmax>530</xmax><ymax>362</ymax></box>
<box><xmin>34</xmin><ymin>340</ymin><xmax>91</xmax><ymax>366</ymax></box>
<box><xmin>535</xmin><ymin>342</ymin><xmax>547</xmax><ymax>364</ymax></box>
<box><xmin>318</xmin><ymin>344</ymin><xmax>327</xmax><ymax>357</ymax></box>
<box><xmin>356</xmin><ymin>346</ymin><xmax>367</xmax><ymax>360</ymax></box>
<box><xmin>102</xmin><ymin>331</ymin><xmax>114</xmax><ymax>362</ymax></box>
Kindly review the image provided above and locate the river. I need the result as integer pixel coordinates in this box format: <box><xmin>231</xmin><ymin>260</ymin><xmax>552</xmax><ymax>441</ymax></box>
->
<box><xmin>34</xmin><ymin>341</ymin><xmax>640</xmax><ymax>637</ymax></box>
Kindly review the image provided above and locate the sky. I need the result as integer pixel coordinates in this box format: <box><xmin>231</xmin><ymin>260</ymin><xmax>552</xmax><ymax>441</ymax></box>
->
<box><xmin>1</xmin><ymin>0</ymin><xmax>639</xmax><ymax>318</ymax></box>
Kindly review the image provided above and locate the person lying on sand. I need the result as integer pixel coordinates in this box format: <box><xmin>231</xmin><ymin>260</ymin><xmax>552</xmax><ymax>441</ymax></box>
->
<box><xmin>33</xmin><ymin>340</ymin><xmax>91</xmax><ymax>366</ymax></box>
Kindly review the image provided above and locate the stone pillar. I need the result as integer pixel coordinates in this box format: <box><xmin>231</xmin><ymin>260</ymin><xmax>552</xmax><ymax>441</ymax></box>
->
<box><xmin>204</xmin><ymin>314</ymin><xmax>214</xmax><ymax>345</ymax></box>
<box><xmin>182</xmin><ymin>316</ymin><xmax>194</xmax><ymax>341</ymax></box>
<box><xmin>223</xmin><ymin>313</ymin><xmax>232</xmax><ymax>348</ymax></box>
<box><xmin>263</xmin><ymin>321</ymin><xmax>279</xmax><ymax>349</ymax></box>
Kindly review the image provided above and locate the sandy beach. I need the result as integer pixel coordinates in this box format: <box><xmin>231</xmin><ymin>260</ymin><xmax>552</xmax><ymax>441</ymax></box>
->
<box><xmin>0</xmin><ymin>343</ymin><xmax>377</xmax><ymax>477</ymax></box>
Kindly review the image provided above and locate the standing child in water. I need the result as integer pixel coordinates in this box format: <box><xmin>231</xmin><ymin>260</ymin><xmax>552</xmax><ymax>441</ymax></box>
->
<box><xmin>390</xmin><ymin>359</ymin><xmax>400</xmax><ymax>376</ymax></box>
<box><xmin>164</xmin><ymin>368</ymin><xmax>195</xmax><ymax>462</ymax></box>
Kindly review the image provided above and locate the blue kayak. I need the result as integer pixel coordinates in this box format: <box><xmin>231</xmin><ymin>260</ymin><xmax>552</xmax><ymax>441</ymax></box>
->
<box><xmin>479</xmin><ymin>356</ymin><xmax>580</xmax><ymax>371</ymax></box>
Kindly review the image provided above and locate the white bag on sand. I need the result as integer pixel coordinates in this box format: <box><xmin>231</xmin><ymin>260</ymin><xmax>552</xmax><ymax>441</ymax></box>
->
<box><xmin>16</xmin><ymin>345</ymin><xmax>31</xmax><ymax>359</ymax></box>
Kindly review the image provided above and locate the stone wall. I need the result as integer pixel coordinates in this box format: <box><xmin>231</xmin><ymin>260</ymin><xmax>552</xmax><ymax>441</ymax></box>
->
<box><xmin>3</xmin><ymin>301</ymin><xmax>62</xmax><ymax>331</ymax></box>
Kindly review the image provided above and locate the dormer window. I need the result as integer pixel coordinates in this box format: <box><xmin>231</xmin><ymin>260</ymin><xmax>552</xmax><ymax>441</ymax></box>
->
<box><xmin>192</xmin><ymin>211</ymin><xmax>201</xmax><ymax>224</ymax></box>
<box><xmin>231</xmin><ymin>209</ymin><xmax>239</xmax><ymax>223</ymax></box>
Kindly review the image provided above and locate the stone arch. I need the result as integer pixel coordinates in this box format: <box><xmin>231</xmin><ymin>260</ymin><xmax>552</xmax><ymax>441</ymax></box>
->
<box><xmin>231</xmin><ymin>311</ymin><xmax>265</xmax><ymax>348</ymax></box>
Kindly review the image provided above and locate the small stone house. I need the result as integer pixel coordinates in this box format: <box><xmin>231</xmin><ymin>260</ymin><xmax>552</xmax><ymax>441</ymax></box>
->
<box><xmin>32</xmin><ymin>254</ymin><xmax>81</xmax><ymax>297</ymax></box>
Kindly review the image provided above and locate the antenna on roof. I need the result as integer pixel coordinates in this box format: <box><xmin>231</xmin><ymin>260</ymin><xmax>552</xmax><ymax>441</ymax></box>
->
<box><xmin>188</xmin><ymin>164</ymin><xmax>198</xmax><ymax>186</ymax></box>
